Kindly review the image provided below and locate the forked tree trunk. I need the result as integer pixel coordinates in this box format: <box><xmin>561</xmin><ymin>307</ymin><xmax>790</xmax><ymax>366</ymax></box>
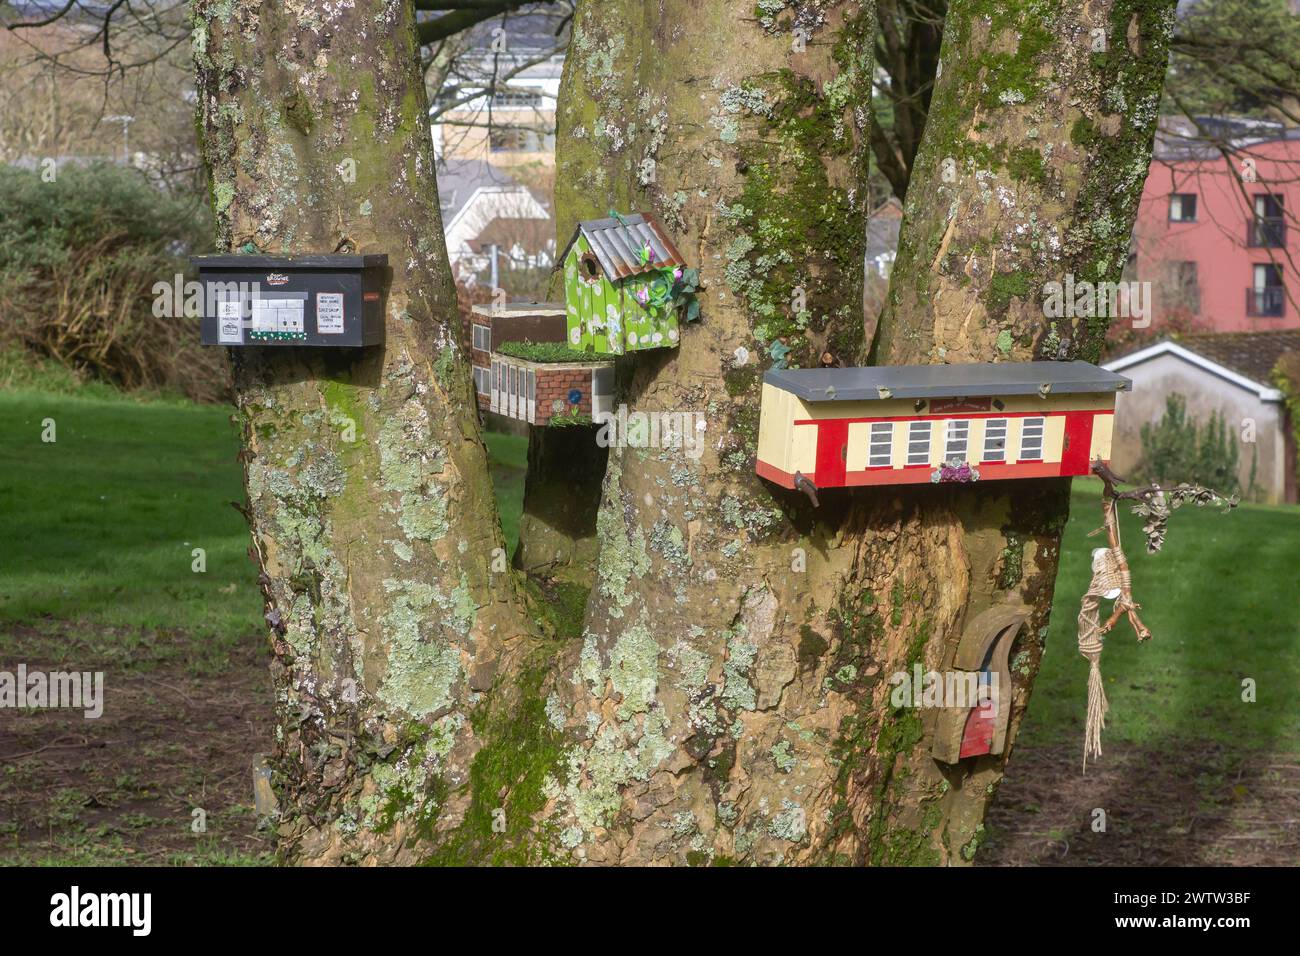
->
<box><xmin>198</xmin><ymin>0</ymin><xmax>1175</xmax><ymax>866</ymax></box>
<box><xmin>529</xmin><ymin>0</ymin><xmax>1176</xmax><ymax>865</ymax></box>
<box><xmin>192</xmin><ymin>0</ymin><xmax>539</xmax><ymax>864</ymax></box>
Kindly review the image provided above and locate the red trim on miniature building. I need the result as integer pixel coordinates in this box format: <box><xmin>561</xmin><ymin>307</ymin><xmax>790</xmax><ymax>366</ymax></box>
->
<box><xmin>756</xmin><ymin>458</ymin><xmax>797</xmax><ymax>489</ymax></box>
<box><xmin>757</xmin><ymin>457</ymin><xmax>1092</xmax><ymax>490</ymax></box>
<box><xmin>1061</xmin><ymin>410</ymin><xmax>1095</xmax><ymax>475</ymax></box>
<box><xmin>813</xmin><ymin>419</ymin><xmax>849</xmax><ymax>487</ymax></box>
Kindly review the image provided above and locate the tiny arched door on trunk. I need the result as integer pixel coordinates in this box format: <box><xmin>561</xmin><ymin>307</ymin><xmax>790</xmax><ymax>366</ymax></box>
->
<box><xmin>931</xmin><ymin>605</ymin><xmax>1028</xmax><ymax>764</ymax></box>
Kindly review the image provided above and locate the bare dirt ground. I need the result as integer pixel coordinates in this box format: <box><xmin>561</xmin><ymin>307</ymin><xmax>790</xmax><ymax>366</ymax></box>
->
<box><xmin>0</xmin><ymin>622</ymin><xmax>275</xmax><ymax>865</ymax></box>
<box><xmin>3</xmin><ymin>621</ymin><xmax>1295</xmax><ymax>866</ymax></box>
<box><xmin>980</xmin><ymin>742</ymin><xmax>1300</xmax><ymax>866</ymax></box>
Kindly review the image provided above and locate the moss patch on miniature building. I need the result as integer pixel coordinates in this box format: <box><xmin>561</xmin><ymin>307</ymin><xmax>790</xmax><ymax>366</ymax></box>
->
<box><xmin>495</xmin><ymin>341</ymin><xmax>610</xmax><ymax>364</ymax></box>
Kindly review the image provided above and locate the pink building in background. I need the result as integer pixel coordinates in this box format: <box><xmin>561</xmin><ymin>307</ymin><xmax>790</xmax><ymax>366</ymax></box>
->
<box><xmin>1131</xmin><ymin>118</ymin><xmax>1300</xmax><ymax>332</ymax></box>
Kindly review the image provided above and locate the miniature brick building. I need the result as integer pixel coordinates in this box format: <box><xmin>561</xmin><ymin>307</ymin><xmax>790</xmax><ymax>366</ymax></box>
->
<box><xmin>756</xmin><ymin>361</ymin><xmax>1131</xmax><ymax>491</ymax></box>
<box><xmin>469</xmin><ymin>303</ymin><xmax>613</xmax><ymax>426</ymax></box>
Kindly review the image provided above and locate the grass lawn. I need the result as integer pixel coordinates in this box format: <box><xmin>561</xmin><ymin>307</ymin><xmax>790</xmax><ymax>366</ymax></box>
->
<box><xmin>0</xmin><ymin>378</ymin><xmax>531</xmax><ymax>865</ymax></box>
<box><xmin>1019</xmin><ymin>478</ymin><xmax>1300</xmax><ymax>754</ymax></box>
<box><xmin>0</xmin><ymin>386</ymin><xmax>531</xmax><ymax>664</ymax></box>
<box><xmin>0</xmin><ymin>387</ymin><xmax>262</xmax><ymax>669</ymax></box>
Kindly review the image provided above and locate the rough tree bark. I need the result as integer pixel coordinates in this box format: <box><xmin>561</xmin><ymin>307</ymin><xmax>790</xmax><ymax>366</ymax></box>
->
<box><xmin>535</xmin><ymin>0</ymin><xmax>883</xmax><ymax>864</ymax></box>
<box><xmin>853</xmin><ymin>0</ymin><xmax>1179</xmax><ymax>862</ymax></box>
<box><xmin>526</xmin><ymin>0</ymin><xmax>1177</xmax><ymax>865</ymax></box>
<box><xmin>192</xmin><ymin>0</ymin><xmax>541</xmax><ymax>864</ymax></box>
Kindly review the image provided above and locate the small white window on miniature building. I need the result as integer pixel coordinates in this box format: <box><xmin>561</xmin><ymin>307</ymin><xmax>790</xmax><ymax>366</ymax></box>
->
<box><xmin>983</xmin><ymin>419</ymin><xmax>1007</xmax><ymax>462</ymax></box>
<box><xmin>906</xmin><ymin>420</ymin><xmax>931</xmax><ymax>466</ymax></box>
<box><xmin>490</xmin><ymin>360</ymin><xmax>501</xmax><ymax>412</ymax></box>
<box><xmin>591</xmin><ymin>366</ymin><xmax>614</xmax><ymax>420</ymax></box>
<box><xmin>1019</xmin><ymin>417</ymin><xmax>1045</xmax><ymax>461</ymax></box>
<box><xmin>474</xmin><ymin>366</ymin><xmax>489</xmax><ymax>395</ymax></box>
<box><xmin>868</xmin><ymin>422</ymin><xmax>894</xmax><ymax>467</ymax></box>
<box><xmin>472</xmin><ymin>323</ymin><xmax>491</xmax><ymax>352</ymax></box>
<box><xmin>526</xmin><ymin>368</ymin><xmax>536</xmax><ymax>424</ymax></box>
<box><xmin>945</xmin><ymin>420</ymin><xmax>969</xmax><ymax>460</ymax></box>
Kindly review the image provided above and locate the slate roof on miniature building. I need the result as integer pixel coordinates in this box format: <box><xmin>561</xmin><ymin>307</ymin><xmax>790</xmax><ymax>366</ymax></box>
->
<box><xmin>763</xmin><ymin>361</ymin><xmax>1131</xmax><ymax>401</ymax></box>
<box><xmin>561</xmin><ymin>213</ymin><xmax>686</xmax><ymax>281</ymax></box>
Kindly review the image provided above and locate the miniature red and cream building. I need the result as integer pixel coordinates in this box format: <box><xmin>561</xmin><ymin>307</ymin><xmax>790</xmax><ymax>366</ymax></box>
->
<box><xmin>756</xmin><ymin>361</ymin><xmax>1131</xmax><ymax>491</ymax></box>
<box><xmin>468</xmin><ymin>303</ymin><xmax>614</xmax><ymax>426</ymax></box>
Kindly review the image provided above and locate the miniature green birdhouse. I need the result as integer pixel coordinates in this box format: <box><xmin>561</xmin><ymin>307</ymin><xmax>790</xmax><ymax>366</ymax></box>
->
<box><xmin>560</xmin><ymin>212</ymin><xmax>697</xmax><ymax>355</ymax></box>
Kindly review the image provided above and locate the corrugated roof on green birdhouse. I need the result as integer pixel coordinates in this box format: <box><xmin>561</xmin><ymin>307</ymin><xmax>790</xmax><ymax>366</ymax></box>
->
<box><xmin>560</xmin><ymin>211</ymin><xmax>698</xmax><ymax>355</ymax></box>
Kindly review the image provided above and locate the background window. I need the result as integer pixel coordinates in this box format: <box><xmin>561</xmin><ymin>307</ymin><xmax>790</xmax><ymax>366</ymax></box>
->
<box><xmin>1249</xmin><ymin>263</ymin><xmax>1285</xmax><ymax>317</ymax></box>
<box><xmin>472</xmin><ymin>324</ymin><xmax>491</xmax><ymax>351</ymax></box>
<box><xmin>1169</xmin><ymin>193</ymin><xmax>1197</xmax><ymax>222</ymax></box>
<box><xmin>945</xmin><ymin>420</ymin><xmax>969</xmax><ymax>460</ymax></box>
<box><xmin>983</xmin><ymin>419</ymin><xmax>1007</xmax><ymax>462</ymax></box>
<box><xmin>1019</xmin><ymin>417</ymin><xmax>1045</xmax><ymax>461</ymax></box>
<box><xmin>868</xmin><ymin>422</ymin><xmax>893</xmax><ymax>467</ymax></box>
<box><xmin>1249</xmin><ymin>194</ymin><xmax>1285</xmax><ymax>248</ymax></box>
<box><xmin>592</xmin><ymin>366</ymin><xmax>614</xmax><ymax>419</ymax></box>
<box><xmin>906</xmin><ymin>420</ymin><xmax>931</xmax><ymax>465</ymax></box>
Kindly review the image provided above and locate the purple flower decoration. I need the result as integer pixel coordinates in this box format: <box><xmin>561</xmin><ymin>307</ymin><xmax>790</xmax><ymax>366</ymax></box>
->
<box><xmin>673</xmin><ymin>266</ymin><xmax>683</xmax><ymax>281</ymax></box>
<box><xmin>931</xmin><ymin>458</ymin><xmax>980</xmax><ymax>484</ymax></box>
<box><xmin>635</xmin><ymin>288</ymin><xmax>649</xmax><ymax>304</ymax></box>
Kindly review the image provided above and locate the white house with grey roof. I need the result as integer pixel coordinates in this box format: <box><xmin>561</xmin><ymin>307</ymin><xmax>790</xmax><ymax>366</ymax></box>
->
<box><xmin>1103</xmin><ymin>331</ymin><xmax>1299</xmax><ymax>504</ymax></box>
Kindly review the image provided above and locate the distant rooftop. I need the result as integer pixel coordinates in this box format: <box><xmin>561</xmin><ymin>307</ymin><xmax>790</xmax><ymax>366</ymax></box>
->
<box><xmin>1171</xmin><ymin>330</ymin><xmax>1300</xmax><ymax>384</ymax></box>
<box><xmin>765</xmin><ymin>361</ymin><xmax>1131</xmax><ymax>402</ymax></box>
<box><xmin>1153</xmin><ymin>115</ymin><xmax>1300</xmax><ymax>162</ymax></box>
<box><xmin>437</xmin><ymin>159</ymin><xmax>547</xmax><ymax>221</ymax></box>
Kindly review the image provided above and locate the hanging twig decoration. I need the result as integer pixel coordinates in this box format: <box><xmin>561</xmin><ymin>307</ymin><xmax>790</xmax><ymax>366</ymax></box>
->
<box><xmin>1077</xmin><ymin>461</ymin><xmax>1237</xmax><ymax>770</ymax></box>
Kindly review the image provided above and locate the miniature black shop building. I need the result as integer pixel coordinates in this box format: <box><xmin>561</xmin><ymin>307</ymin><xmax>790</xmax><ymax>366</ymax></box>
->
<box><xmin>194</xmin><ymin>254</ymin><xmax>387</xmax><ymax>347</ymax></box>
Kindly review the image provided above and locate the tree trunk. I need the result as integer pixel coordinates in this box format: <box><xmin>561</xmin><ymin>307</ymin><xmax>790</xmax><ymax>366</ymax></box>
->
<box><xmin>192</xmin><ymin>0</ymin><xmax>538</xmax><ymax>864</ymax></box>
<box><xmin>535</xmin><ymin>0</ymin><xmax>882</xmax><ymax>865</ymax></box>
<box><xmin>531</xmin><ymin>0</ymin><xmax>1176</xmax><ymax>866</ymax></box>
<box><xmin>849</xmin><ymin>0</ymin><xmax>1177</xmax><ymax>863</ymax></box>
